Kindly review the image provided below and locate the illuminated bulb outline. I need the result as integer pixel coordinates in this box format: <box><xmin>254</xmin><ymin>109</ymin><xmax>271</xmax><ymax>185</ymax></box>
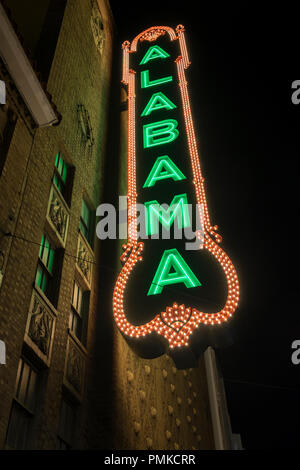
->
<box><xmin>114</xmin><ymin>25</ymin><xmax>240</xmax><ymax>350</ymax></box>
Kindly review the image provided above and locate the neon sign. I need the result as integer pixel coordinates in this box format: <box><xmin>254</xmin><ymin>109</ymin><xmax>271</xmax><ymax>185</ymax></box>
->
<box><xmin>113</xmin><ymin>25</ymin><xmax>240</xmax><ymax>367</ymax></box>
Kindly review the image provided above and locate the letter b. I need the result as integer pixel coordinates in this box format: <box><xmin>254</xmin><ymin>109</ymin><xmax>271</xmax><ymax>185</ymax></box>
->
<box><xmin>143</xmin><ymin>119</ymin><xmax>179</xmax><ymax>148</ymax></box>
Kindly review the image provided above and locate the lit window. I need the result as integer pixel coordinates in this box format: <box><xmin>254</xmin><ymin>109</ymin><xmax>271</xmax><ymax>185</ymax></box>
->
<box><xmin>72</xmin><ymin>280</ymin><xmax>83</xmax><ymax>312</ymax></box>
<box><xmin>79</xmin><ymin>199</ymin><xmax>94</xmax><ymax>247</ymax></box>
<box><xmin>69</xmin><ymin>280</ymin><xmax>89</xmax><ymax>346</ymax></box>
<box><xmin>53</xmin><ymin>152</ymin><xmax>72</xmax><ymax>204</ymax></box>
<box><xmin>35</xmin><ymin>234</ymin><xmax>55</xmax><ymax>293</ymax></box>
<box><xmin>6</xmin><ymin>358</ymin><xmax>39</xmax><ymax>449</ymax></box>
<box><xmin>35</xmin><ymin>233</ymin><xmax>61</xmax><ymax>305</ymax></box>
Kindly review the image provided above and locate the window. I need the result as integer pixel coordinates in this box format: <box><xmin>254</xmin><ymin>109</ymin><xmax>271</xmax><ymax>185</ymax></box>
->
<box><xmin>6</xmin><ymin>358</ymin><xmax>39</xmax><ymax>449</ymax></box>
<box><xmin>72</xmin><ymin>280</ymin><xmax>83</xmax><ymax>313</ymax></box>
<box><xmin>35</xmin><ymin>233</ymin><xmax>60</xmax><ymax>304</ymax></box>
<box><xmin>0</xmin><ymin>104</ymin><xmax>17</xmax><ymax>177</ymax></box>
<box><xmin>57</xmin><ymin>398</ymin><xmax>76</xmax><ymax>450</ymax></box>
<box><xmin>53</xmin><ymin>151</ymin><xmax>73</xmax><ymax>204</ymax></box>
<box><xmin>79</xmin><ymin>199</ymin><xmax>94</xmax><ymax>247</ymax></box>
<box><xmin>35</xmin><ymin>233</ymin><xmax>55</xmax><ymax>293</ymax></box>
<box><xmin>15</xmin><ymin>358</ymin><xmax>38</xmax><ymax>410</ymax></box>
<box><xmin>53</xmin><ymin>152</ymin><xmax>67</xmax><ymax>192</ymax></box>
<box><xmin>69</xmin><ymin>280</ymin><xmax>89</xmax><ymax>346</ymax></box>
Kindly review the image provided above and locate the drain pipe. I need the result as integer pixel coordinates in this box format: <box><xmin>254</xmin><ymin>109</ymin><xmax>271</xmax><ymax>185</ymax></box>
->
<box><xmin>204</xmin><ymin>346</ymin><xmax>227</xmax><ymax>450</ymax></box>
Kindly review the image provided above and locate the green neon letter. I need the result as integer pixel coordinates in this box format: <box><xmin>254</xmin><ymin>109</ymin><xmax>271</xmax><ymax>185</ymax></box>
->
<box><xmin>141</xmin><ymin>92</ymin><xmax>177</xmax><ymax>117</ymax></box>
<box><xmin>147</xmin><ymin>248</ymin><xmax>201</xmax><ymax>295</ymax></box>
<box><xmin>143</xmin><ymin>119</ymin><xmax>179</xmax><ymax>148</ymax></box>
<box><xmin>141</xmin><ymin>70</ymin><xmax>173</xmax><ymax>88</ymax></box>
<box><xmin>140</xmin><ymin>45</ymin><xmax>170</xmax><ymax>65</ymax></box>
<box><xmin>144</xmin><ymin>193</ymin><xmax>191</xmax><ymax>236</ymax></box>
<box><xmin>143</xmin><ymin>156</ymin><xmax>186</xmax><ymax>188</ymax></box>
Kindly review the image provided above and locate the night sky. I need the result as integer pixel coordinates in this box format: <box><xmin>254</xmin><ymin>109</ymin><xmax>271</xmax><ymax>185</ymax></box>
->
<box><xmin>109</xmin><ymin>0</ymin><xmax>300</xmax><ymax>449</ymax></box>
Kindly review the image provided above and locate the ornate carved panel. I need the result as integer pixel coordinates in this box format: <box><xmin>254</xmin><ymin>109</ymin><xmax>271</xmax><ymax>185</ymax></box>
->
<box><xmin>90</xmin><ymin>0</ymin><xmax>104</xmax><ymax>55</ymax></box>
<box><xmin>140</xmin><ymin>28</ymin><xmax>166</xmax><ymax>42</ymax></box>
<box><xmin>24</xmin><ymin>289</ymin><xmax>56</xmax><ymax>365</ymax></box>
<box><xmin>46</xmin><ymin>183</ymin><xmax>69</xmax><ymax>247</ymax></box>
<box><xmin>64</xmin><ymin>335</ymin><xmax>86</xmax><ymax>399</ymax></box>
<box><xmin>77</xmin><ymin>104</ymin><xmax>94</xmax><ymax>151</ymax></box>
<box><xmin>76</xmin><ymin>232</ymin><xmax>93</xmax><ymax>289</ymax></box>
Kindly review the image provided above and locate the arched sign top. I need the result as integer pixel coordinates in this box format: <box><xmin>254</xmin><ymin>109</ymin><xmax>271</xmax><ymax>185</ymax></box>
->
<box><xmin>122</xmin><ymin>25</ymin><xmax>190</xmax><ymax>84</ymax></box>
<box><xmin>130</xmin><ymin>26</ymin><xmax>177</xmax><ymax>52</ymax></box>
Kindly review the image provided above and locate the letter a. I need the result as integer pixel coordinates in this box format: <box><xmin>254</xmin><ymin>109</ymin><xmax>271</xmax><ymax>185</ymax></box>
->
<box><xmin>140</xmin><ymin>45</ymin><xmax>170</xmax><ymax>65</ymax></box>
<box><xmin>143</xmin><ymin>156</ymin><xmax>186</xmax><ymax>188</ymax></box>
<box><xmin>141</xmin><ymin>92</ymin><xmax>177</xmax><ymax>117</ymax></box>
<box><xmin>147</xmin><ymin>248</ymin><xmax>201</xmax><ymax>295</ymax></box>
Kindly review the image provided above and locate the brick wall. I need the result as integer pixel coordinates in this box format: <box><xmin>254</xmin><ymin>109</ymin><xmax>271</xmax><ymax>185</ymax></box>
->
<box><xmin>0</xmin><ymin>0</ymin><xmax>114</xmax><ymax>449</ymax></box>
<box><xmin>0</xmin><ymin>110</ymin><xmax>35</xmax><ymax>445</ymax></box>
<box><xmin>112</xmin><ymin>332</ymin><xmax>214</xmax><ymax>450</ymax></box>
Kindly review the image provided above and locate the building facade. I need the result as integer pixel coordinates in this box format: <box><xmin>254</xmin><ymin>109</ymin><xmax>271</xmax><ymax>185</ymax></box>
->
<box><xmin>0</xmin><ymin>0</ymin><xmax>114</xmax><ymax>449</ymax></box>
<box><xmin>0</xmin><ymin>0</ymin><xmax>233</xmax><ymax>450</ymax></box>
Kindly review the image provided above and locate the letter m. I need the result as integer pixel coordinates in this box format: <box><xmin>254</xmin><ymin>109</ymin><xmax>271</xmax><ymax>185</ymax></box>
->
<box><xmin>144</xmin><ymin>193</ymin><xmax>191</xmax><ymax>236</ymax></box>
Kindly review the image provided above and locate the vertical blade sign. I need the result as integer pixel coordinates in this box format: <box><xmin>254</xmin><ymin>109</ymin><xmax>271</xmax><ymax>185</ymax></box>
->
<box><xmin>113</xmin><ymin>25</ymin><xmax>240</xmax><ymax>367</ymax></box>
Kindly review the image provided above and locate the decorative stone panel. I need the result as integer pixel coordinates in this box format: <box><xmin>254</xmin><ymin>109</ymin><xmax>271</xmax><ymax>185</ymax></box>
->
<box><xmin>46</xmin><ymin>183</ymin><xmax>69</xmax><ymax>247</ymax></box>
<box><xmin>64</xmin><ymin>334</ymin><xmax>86</xmax><ymax>400</ymax></box>
<box><xmin>24</xmin><ymin>288</ymin><xmax>56</xmax><ymax>366</ymax></box>
<box><xmin>76</xmin><ymin>232</ymin><xmax>94</xmax><ymax>289</ymax></box>
<box><xmin>77</xmin><ymin>104</ymin><xmax>94</xmax><ymax>151</ymax></box>
<box><xmin>90</xmin><ymin>0</ymin><xmax>105</xmax><ymax>55</ymax></box>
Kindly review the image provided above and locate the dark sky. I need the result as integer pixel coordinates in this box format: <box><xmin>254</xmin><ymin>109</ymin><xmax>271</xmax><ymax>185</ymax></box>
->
<box><xmin>109</xmin><ymin>0</ymin><xmax>300</xmax><ymax>449</ymax></box>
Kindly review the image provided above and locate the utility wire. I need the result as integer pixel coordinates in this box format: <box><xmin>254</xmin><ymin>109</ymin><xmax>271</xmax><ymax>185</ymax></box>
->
<box><xmin>5</xmin><ymin>232</ymin><xmax>100</xmax><ymax>266</ymax></box>
<box><xmin>3</xmin><ymin>232</ymin><xmax>223</xmax><ymax>303</ymax></box>
<box><xmin>4</xmin><ymin>234</ymin><xmax>299</xmax><ymax>395</ymax></box>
